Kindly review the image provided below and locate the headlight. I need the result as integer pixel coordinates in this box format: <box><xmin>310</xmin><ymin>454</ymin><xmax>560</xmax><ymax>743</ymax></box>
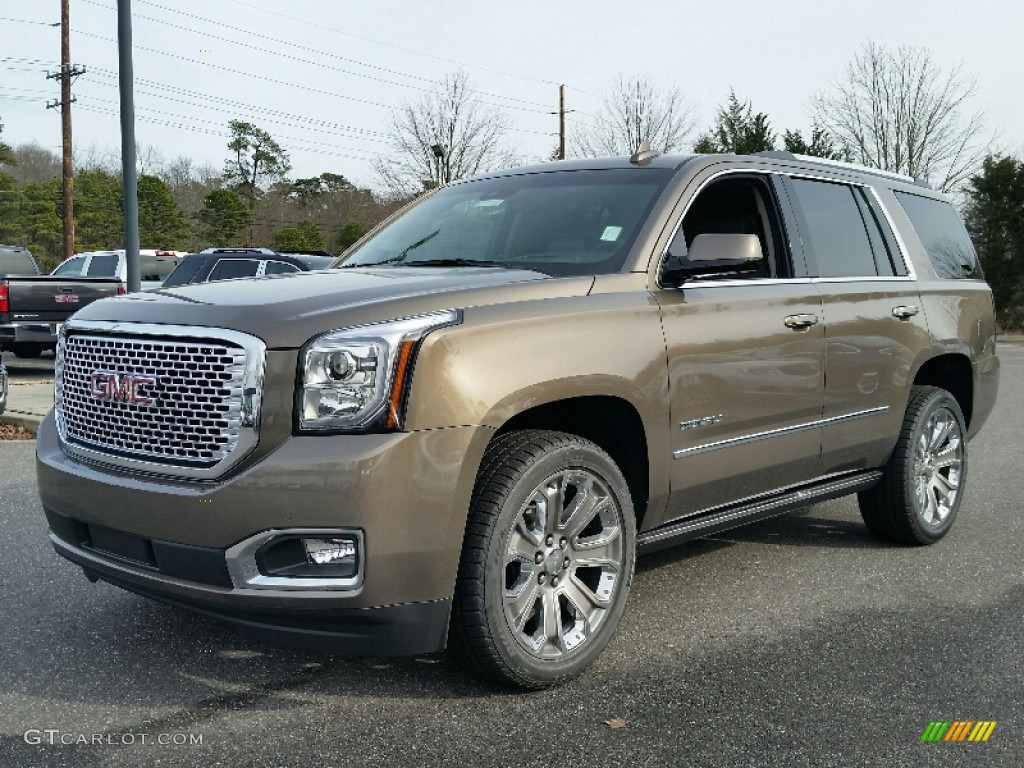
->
<box><xmin>297</xmin><ymin>310</ymin><xmax>460</xmax><ymax>432</ymax></box>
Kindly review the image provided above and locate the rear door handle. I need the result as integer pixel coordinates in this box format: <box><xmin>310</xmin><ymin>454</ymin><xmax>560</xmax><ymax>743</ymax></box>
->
<box><xmin>892</xmin><ymin>305</ymin><xmax>919</xmax><ymax>320</ymax></box>
<box><xmin>784</xmin><ymin>313</ymin><xmax>819</xmax><ymax>331</ymax></box>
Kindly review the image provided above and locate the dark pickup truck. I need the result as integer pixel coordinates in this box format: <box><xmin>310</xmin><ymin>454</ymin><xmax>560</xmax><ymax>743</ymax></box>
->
<box><xmin>0</xmin><ymin>245</ymin><xmax>125</xmax><ymax>357</ymax></box>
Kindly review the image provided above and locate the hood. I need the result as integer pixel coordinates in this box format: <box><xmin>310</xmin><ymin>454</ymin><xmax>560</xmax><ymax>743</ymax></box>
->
<box><xmin>70</xmin><ymin>266</ymin><xmax>594</xmax><ymax>348</ymax></box>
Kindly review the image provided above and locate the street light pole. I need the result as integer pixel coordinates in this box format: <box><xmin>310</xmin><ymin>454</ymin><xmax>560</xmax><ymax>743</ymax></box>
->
<box><xmin>430</xmin><ymin>143</ymin><xmax>447</xmax><ymax>187</ymax></box>
<box><xmin>117</xmin><ymin>0</ymin><xmax>140</xmax><ymax>293</ymax></box>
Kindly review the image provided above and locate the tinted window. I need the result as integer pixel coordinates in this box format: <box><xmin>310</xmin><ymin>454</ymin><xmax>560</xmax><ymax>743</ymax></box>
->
<box><xmin>264</xmin><ymin>260</ymin><xmax>300</xmax><ymax>275</ymax></box>
<box><xmin>209</xmin><ymin>259</ymin><xmax>260</xmax><ymax>281</ymax></box>
<box><xmin>0</xmin><ymin>249</ymin><xmax>39</xmax><ymax>275</ymax></box>
<box><xmin>788</xmin><ymin>178</ymin><xmax>877</xmax><ymax>278</ymax></box>
<box><xmin>86</xmin><ymin>254</ymin><xmax>120</xmax><ymax>277</ymax></box>
<box><xmin>341</xmin><ymin>169</ymin><xmax>673</xmax><ymax>277</ymax></box>
<box><xmin>894</xmin><ymin>191</ymin><xmax>981</xmax><ymax>279</ymax></box>
<box><xmin>140</xmin><ymin>255</ymin><xmax>180</xmax><ymax>282</ymax></box>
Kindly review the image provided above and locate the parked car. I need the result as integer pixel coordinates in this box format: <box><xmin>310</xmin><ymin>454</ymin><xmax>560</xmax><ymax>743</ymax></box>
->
<box><xmin>160</xmin><ymin>248</ymin><xmax>335</xmax><ymax>287</ymax></box>
<box><xmin>0</xmin><ymin>361</ymin><xmax>7</xmax><ymax>415</ymax></box>
<box><xmin>1</xmin><ymin>245</ymin><xmax>125</xmax><ymax>357</ymax></box>
<box><xmin>37</xmin><ymin>150</ymin><xmax>999</xmax><ymax>689</ymax></box>
<box><xmin>52</xmin><ymin>249</ymin><xmax>186</xmax><ymax>289</ymax></box>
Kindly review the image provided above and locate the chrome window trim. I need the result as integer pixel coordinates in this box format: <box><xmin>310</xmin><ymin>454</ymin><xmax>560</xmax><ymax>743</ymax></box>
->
<box><xmin>55</xmin><ymin>319</ymin><xmax>266</xmax><ymax>480</ymax></box>
<box><xmin>673</xmin><ymin>406</ymin><xmax>889</xmax><ymax>459</ymax></box>
<box><xmin>809</xmin><ymin>276</ymin><xmax>915</xmax><ymax>284</ymax></box>
<box><xmin>225</xmin><ymin>528</ymin><xmax>365</xmax><ymax>592</ymax></box>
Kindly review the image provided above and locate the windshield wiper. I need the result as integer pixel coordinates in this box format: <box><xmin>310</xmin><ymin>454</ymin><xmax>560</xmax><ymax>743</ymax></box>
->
<box><xmin>335</xmin><ymin>228</ymin><xmax>441</xmax><ymax>269</ymax></box>
<box><xmin>402</xmin><ymin>258</ymin><xmax>507</xmax><ymax>268</ymax></box>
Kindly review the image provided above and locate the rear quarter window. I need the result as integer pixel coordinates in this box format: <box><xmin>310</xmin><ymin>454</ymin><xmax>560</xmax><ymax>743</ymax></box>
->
<box><xmin>894</xmin><ymin>191</ymin><xmax>981</xmax><ymax>279</ymax></box>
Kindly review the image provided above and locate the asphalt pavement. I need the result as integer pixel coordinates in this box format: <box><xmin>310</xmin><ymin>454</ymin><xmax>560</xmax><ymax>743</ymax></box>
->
<box><xmin>0</xmin><ymin>344</ymin><xmax>1022</xmax><ymax>767</ymax></box>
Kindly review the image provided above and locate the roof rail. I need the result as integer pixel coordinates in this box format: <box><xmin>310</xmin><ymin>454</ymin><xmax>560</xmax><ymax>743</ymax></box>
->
<box><xmin>753</xmin><ymin>151</ymin><xmax>929</xmax><ymax>188</ymax></box>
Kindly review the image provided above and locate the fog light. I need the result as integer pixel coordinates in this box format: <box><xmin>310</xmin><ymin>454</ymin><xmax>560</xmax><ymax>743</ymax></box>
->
<box><xmin>302</xmin><ymin>537</ymin><xmax>357</xmax><ymax>565</ymax></box>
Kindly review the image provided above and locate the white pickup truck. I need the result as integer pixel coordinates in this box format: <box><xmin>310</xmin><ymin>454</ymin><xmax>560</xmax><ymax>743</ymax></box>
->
<box><xmin>51</xmin><ymin>250</ymin><xmax>186</xmax><ymax>289</ymax></box>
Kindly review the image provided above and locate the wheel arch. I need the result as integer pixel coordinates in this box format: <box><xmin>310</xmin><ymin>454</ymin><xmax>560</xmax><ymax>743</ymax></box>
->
<box><xmin>489</xmin><ymin>394</ymin><xmax>654</xmax><ymax>531</ymax></box>
<box><xmin>911</xmin><ymin>352</ymin><xmax>974</xmax><ymax>428</ymax></box>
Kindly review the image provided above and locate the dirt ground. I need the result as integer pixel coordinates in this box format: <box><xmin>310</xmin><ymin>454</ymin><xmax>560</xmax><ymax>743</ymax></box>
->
<box><xmin>0</xmin><ymin>423</ymin><xmax>33</xmax><ymax>440</ymax></box>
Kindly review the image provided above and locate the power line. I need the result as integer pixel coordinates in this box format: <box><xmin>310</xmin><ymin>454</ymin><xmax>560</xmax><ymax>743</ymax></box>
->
<box><xmin>78</xmin><ymin>1</ymin><xmax>554</xmax><ymax>113</ymax></box>
<box><xmin>218</xmin><ymin>0</ymin><xmax>561</xmax><ymax>88</ymax></box>
<box><xmin>86</xmin><ymin>69</ymin><xmax>391</xmax><ymax>141</ymax></box>
<box><xmin>76</xmin><ymin>93</ymin><xmax>381</xmax><ymax>159</ymax></box>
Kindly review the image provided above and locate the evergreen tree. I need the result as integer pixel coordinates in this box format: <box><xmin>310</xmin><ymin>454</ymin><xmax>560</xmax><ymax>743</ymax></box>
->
<box><xmin>965</xmin><ymin>155</ymin><xmax>1024</xmax><ymax>329</ymax></box>
<box><xmin>197</xmin><ymin>188</ymin><xmax>252</xmax><ymax>246</ymax></box>
<box><xmin>694</xmin><ymin>91</ymin><xmax>775</xmax><ymax>155</ymax></box>
<box><xmin>138</xmin><ymin>174</ymin><xmax>190</xmax><ymax>248</ymax></box>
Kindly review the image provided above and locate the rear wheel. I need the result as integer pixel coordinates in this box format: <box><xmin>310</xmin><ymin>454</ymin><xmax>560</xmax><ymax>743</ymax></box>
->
<box><xmin>10</xmin><ymin>344</ymin><xmax>45</xmax><ymax>359</ymax></box>
<box><xmin>858</xmin><ymin>386</ymin><xmax>967</xmax><ymax>545</ymax></box>
<box><xmin>450</xmin><ymin>430</ymin><xmax>636</xmax><ymax>689</ymax></box>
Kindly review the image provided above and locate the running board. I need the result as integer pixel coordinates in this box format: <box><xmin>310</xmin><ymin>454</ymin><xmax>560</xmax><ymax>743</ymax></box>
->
<box><xmin>637</xmin><ymin>470</ymin><xmax>883</xmax><ymax>555</ymax></box>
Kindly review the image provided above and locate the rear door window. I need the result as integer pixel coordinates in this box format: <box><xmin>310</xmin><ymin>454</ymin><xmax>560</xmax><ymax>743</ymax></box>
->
<box><xmin>86</xmin><ymin>254</ymin><xmax>120</xmax><ymax>277</ymax></box>
<box><xmin>208</xmin><ymin>259</ymin><xmax>260</xmax><ymax>281</ymax></box>
<box><xmin>264</xmin><ymin>260</ymin><xmax>300</xmax><ymax>275</ymax></box>
<box><xmin>787</xmin><ymin>178</ymin><xmax>878</xmax><ymax>278</ymax></box>
<box><xmin>894</xmin><ymin>191</ymin><xmax>981</xmax><ymax>279</ymax></box>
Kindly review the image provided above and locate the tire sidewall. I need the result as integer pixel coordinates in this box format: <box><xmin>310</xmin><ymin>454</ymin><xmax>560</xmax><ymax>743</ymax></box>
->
<box><xmin>481</xmin><ymin>441</ymin><xmax>636</xmax><ymax>686</ymax></box>
<box><xmin>900</xmin><ymin>389</ymin><xmax>968</xmax><ymax>543</ymax></box>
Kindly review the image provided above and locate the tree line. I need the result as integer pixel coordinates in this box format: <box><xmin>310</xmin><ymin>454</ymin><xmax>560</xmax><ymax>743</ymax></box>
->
<box><xmin>0</xmin><ymin>119</ymin><xmax>391</xmax><ymax>272</ymax></box>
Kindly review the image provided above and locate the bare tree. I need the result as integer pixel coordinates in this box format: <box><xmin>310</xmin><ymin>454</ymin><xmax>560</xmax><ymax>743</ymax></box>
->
<box><xmin>374</xmin><ymin>72</ymin><xmax>517</xmax><ymax>198</ymax></box>
<box><xmin>576</xmin><ymin>75</ymin><xmax>696</xmax><ymax>157</ymax></box>
<box><xmin>5</xmin><ymin>143</ymin><xmax>61</xmax><ymax>185</ymax></box>
<box><xmin>813</xmin><ymin>42</ymin><xmax>989</xmax><ymax>192</ymax></box>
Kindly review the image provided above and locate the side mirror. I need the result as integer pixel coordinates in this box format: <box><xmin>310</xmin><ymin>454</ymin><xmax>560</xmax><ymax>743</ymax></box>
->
<box><xmin>661</xmin><ymin>233</ymin><xmax>763</xmax><ymax>286</ymax></box>
<box><xmin>687</xmin><ymin>233</ymin><xmax>762</xmax><ymax>264</ymax></box>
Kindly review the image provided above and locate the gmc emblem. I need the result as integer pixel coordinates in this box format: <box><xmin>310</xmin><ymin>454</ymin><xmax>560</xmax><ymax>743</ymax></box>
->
<box><xmin>89</xmin><ymin>371</ymin><xmax>158</xmax><ymax>405</ymax></box>
<box><xmin>54</xmin><ymin>294</ymin><xmax>79</xmax><ymax>304</ymax></box>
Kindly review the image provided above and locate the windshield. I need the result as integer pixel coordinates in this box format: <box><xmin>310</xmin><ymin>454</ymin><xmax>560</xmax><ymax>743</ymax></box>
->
<box><xmin>340</xmin><ymin>168</ymin><xmax>673</xmax><ymax>276</ymax></box>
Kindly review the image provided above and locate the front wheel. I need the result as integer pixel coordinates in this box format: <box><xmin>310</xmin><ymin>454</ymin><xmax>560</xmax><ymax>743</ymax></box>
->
<box><xmin>858</xmin><ymin>386</ymin><xmax>968</xmax><ymax>545</ymax></box>
<box><xmin>450</xmin><ymin>430</ymin><xmax>636</xmax><ymax>689</ymax></box>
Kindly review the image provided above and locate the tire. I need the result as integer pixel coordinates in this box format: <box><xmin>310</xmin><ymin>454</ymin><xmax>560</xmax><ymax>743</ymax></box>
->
<box><xmin>858</xmin><ymin>386</ymin><xmax>968</xmax><ymax>545</ymax></box>
<box><xmin>11</xmin><ymin>344</ymin><xmax>44</xmax><ymax>359</ymax></box>
<box><xmin>450</xmin><ymin>430</ymin><xmax>636</xmax><ymax>689</ymax></box>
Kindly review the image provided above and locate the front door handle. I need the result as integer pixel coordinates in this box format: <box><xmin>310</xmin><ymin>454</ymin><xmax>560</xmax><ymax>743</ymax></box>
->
<box><xmin>784</xmin><ymin>313</ymin><xmax>819</xmax><ymax>331</ymax></box>
<box><xmin>892</xmin><ymin>305</ymin><xmax>919</xmax><ymax>320</ymax></box>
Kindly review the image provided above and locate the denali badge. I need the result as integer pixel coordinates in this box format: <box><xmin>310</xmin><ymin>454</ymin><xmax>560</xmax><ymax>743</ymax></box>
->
<box><xmin>679</xmin><ymin>414</ymin><xmax>723</xmax><ymax>430</ymax></box>
<box><xmin>89</xmin><ymin>371</ymin><xmax>158</xmax><ymax>405</ymax></box>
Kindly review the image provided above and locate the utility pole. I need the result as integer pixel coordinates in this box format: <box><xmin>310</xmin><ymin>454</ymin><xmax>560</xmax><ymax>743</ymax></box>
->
<box><xmin>46</xmin><ymin>0</ymin><xmax>85</xmax><ymax>261</ymax></box>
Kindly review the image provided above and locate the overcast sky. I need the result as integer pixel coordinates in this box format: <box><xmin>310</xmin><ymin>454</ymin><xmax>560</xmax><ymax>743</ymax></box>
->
<box><xmin>2</xmin><ymin>0</ymin><xmax>1022</xmax><ymax>190</ymax></box>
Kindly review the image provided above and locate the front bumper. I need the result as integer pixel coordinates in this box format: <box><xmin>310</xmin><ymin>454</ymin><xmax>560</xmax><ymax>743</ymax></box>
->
<box><xmin>36</xmin><ymin>411</ymin><xmax>491</xmax><ymax>654</ymax></box>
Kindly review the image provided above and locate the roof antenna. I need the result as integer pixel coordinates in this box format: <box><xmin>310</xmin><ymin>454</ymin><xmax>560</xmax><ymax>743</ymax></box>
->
<box><xmin>630</xmin><ymin>140</ymin><xmax>659</xmax><ymax>165</ymax></box>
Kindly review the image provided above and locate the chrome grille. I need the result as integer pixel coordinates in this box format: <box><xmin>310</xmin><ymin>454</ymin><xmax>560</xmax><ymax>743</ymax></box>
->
<box><xmin>59</xmin><ymin>333</ymin><xmax>248</xmax><ymax>467</ymax></box>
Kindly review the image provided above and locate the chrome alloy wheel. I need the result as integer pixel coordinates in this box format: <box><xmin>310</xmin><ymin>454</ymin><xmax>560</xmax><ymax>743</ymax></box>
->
<box><xmin>501</xmin><ymin>469</ymin><xmax>625</xmax><ymax>660</ymax></box>
<box><xmin>912</xmin><ymin>405</ymin><xmax>964</xmax><ymax>527</ymax></box>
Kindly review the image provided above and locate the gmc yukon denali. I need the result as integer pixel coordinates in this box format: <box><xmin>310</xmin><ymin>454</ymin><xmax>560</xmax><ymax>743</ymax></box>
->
<box><xmin>36</xmin><ymin>150</ymin><xmax>1000</xmax><ymax>689</ymax></box>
